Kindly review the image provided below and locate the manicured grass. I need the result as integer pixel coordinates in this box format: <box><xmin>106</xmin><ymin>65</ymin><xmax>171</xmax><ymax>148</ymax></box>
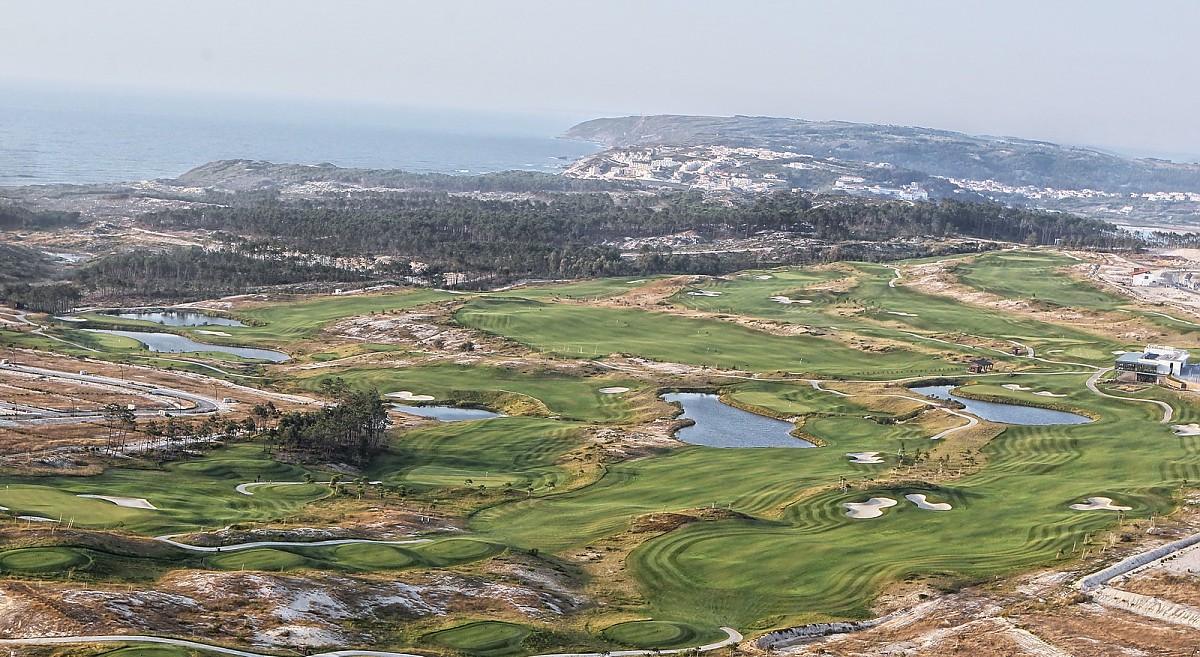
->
<box><xmin>215</xmin><ymin>289</ymin><xmax>454</xmax><ymax>347</ymax></box>
<box><xmin>601</xmin><ymin>619</ymin><xmax>725</xmax><ymax>649</ymax></box>
<box><xmin>98</xmin><ymin>647</ymin><xmax>200</xmax><ymax>657</ymax></box>
<box><xmin>491</xmin><ymin>276</ymin><xmax>668</xmax><ymax>300</ymax></box>
<box><xmin>368</xmin><ymin>417</ymin><xmax>579</xmax><ymax>492</ymax></box>
<box><xmin>956</xmin><ymin>251</ymin><xmax>1125</xmax><ymax>311</ymax></box>
<box><xmin>0</xmin><ymin>546</ymin><xmax>91</xmax><ymax>573</ymax></box>
<box><xmin>205</xmin><ymin>548</ymin><xmax>311</xmax><ymax>571</ymax></box>
<box><xmin>457</xmin><ymin>297</ymin><xmax>960</xmax><ymax>379</ymax></box>
<box><xmin>424</xmin><ymin>620</ymin><xmax>531</xmax><ymax>656</ymax></box>
<box><xmin>299</xmin><ymin>362</ymin><xmax>652</xmax><ymax>423</ymax></box>
<box><xmin>329</xmin><ymin>542</ymin><xmax>416</xmax><ymax>569</ymax></box>
<box><xmin>0</xmin><ymin>445</ymin><xmax>330</xmax><ymax>535</ymax></box>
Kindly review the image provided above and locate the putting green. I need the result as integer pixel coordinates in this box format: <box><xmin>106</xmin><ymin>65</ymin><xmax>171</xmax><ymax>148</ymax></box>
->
<box><xmin>0</xmin><ymin>546</ymin><xmax>91</xmax><ymax>573</ymax></box>
<box><xmin>425</xmin><ymin>620</ymin><xmax>531</xmax><ymax>656</ymax></box>
<box><xmin>330</xmin><ymin>542</ymin><xmax>416</xmax><ymax>570</ymax></box>
<box><xmin>98</xmin><ymin>647</ymin><xmax>199</xmax><ymax>657</ymax></box>
<box><xmin>601</xmin><ymin>620</ymin><xmax>724</xmax><ymax>649</ymax></box>
<box><xmin>413</xmin><ymin>538</ymin><xmax>503</xmax><ymax>566</ymax></box>
<box><xmin>204</xmin><ymin>548</ymin><xmax>311</xmax><ymax>571</ymax></box>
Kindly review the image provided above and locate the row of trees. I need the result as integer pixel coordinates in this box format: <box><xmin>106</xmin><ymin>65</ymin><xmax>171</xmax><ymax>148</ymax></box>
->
<box><xmin>71</xmin><ymin>247</ymin><xmax>368</xmax><ymax>298</ymax></box>
<box><xmin>0</xmin><ymin>282</ymin><xmax>81</xmax><ymax>313</ymax></box>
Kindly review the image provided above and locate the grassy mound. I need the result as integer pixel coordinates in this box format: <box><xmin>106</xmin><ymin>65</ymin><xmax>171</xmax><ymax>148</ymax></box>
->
<box><xmin>0</xmin><ymin>546</ymin><xmax>91</xmax><ymax>573</ymax></box>
<box><xmin>425</xmin><ymin>620</ymin><xmax>531</xmax><ymax>656</ymax></box>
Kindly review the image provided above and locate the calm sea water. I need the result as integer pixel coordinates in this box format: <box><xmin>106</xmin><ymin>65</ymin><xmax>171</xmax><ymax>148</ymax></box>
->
<box><xmin>0</xmin><ymin>84</ymin><xmax>599</xmax><ymax>186</ymax></box>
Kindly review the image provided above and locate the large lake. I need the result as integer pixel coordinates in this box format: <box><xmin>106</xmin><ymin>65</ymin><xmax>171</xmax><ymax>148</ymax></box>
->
<box><xmin>909</xmin><ymin>385</ymin><xmax>1090</xmax><ymax>425</ymax></box>
<box><xmin>87</xmin><ymin>329</ymin><xmax>290</xmax><ymax>362</ymax></box>
<box><xmin>662</xmin><ymin>392</ymin><xmax>814</xmax><ymax>448</ymax></box>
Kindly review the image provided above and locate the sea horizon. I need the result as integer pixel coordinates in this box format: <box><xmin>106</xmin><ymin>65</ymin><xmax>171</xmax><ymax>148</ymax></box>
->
<box><xmin>0</xmin><ymin>81</ymin><xmax>601</xmax><ymax>187</ymax></box>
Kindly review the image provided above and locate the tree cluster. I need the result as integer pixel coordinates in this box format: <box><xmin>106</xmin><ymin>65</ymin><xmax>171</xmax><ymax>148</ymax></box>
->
<box><xmin>271</xmin><ymin>379</ymin><xmax>390</xmax><ymax>465</ymax></box>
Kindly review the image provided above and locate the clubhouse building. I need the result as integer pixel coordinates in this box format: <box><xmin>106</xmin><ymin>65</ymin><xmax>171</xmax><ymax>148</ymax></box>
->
<box><xmin>1114</xmin><ymin>344</ymin><xmax>1191</xmax><ymax>383</ymax></box>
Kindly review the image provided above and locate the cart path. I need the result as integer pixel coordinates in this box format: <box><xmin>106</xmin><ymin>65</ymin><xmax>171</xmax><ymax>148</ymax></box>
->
<box><xmin>0</xmin><ymin>627</ymin><xmax>743</xmax><ymax>657</ymax></box>
<box><xmin>1085</xmin><ymin>367</ymin><xmax>1173</xmax><ymax>423</ymax></box>
<box><xmin>153</xmin><ymin>533</ymin><xmax>431</xmax><ymax>553</ymax></box>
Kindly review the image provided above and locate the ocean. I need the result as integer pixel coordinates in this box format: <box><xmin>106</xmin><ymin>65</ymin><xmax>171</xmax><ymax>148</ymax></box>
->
<box><xmin>0</xmin><ymin>83</ymin><xmax>600</xmax><ymax>187</ymax></box>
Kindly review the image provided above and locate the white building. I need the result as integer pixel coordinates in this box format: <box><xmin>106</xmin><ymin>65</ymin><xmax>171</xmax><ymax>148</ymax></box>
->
<box><xmin>1114</xmin><ymin>344</ymin><xmax>1190</xmax><ymax>382</ymax></box>
<box><xmin>1130</xmin><ymin>268</ymin><xmax>1156</xmax><ymax>286</ymax></box>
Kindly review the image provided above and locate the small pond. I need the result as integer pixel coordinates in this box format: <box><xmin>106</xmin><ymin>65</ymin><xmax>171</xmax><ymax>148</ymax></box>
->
<box><xmin>101</xmin><ymin>310</ymin><xmax>246</xmax><ymax>327</ymax></box>
<box><xmin>909</xmin><ymin>385</ymin><xmax>1090</xmax><ymax>425</ymax></box>
<box><xmin>391</xmin><ymin>404</ymin><xmax>504</xmax><ymax>422</ymax></box>
<box><xmin>86</xmin><ymin>329</ymin><xmax>290</xmax><ymax>362</ymax></box>
<box><xmin>661</xmin><ymin>392</ymin><xmax>814</xmax><ymax>448</ymax></box>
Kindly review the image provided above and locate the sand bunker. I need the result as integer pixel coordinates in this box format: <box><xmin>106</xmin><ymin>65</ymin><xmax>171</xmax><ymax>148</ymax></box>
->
<box><xmin>77</xmin><ymin>494</ymin><xmax>157</xmax><ymax>510</ymax></box>
<box><xmin>687</xmin><ymin>290</ymin><xmax>722</xmax><ymax>297</ymax></box>
<box><xmin>17</xmin><ymin>516</ymin><xmax>56</xmax><ymax>523</ymax></box>
<box><xmin>1002</xmin><ymin>384</ymin><xmax>1032</xmax><ymax>391</ymax></box>
<box><xmin>905</xmin><ymin>493</ymin><xmax>952</xmax><ymax>511</ymax></box>
<box><xmin>625</xmin><ymin>279</ymin><xmax>646</xmax><ymax>285</ymax></box>
<box><xmin>1173</xmin><ymin>423</ymin><xmax>1200</xmax><ymax>436</ymax></box>
<box><xmin>770</xmin><ymin>296</ymin><xmax>813</xmax><ymax>305</ymax></box>
<box><xmin>846</xmin><ymin>451</ymin><xmax>884</xmax><ymax>464</ymax></box>
<box><xmin>196</xmin><ymin>329</ymin><xmax>232</xmax><ymax>337</ymax></box>
<box><xmin>56</xmin><ymin>316</ymin><xmax>87</xmax><ymax>322</ymax></box>
<box><xmin>598</xmin><ymin>387</ymin><xmax>630</xmax><ymax>394</ymax></box>
<box><xmin>887</xmin><ymin>311</ymin><xmax>918</xmax><ymax>317</ymax></box>
<box><xmin>844</xmin><ymin>497</ymin><xmax>897</xmax><ymax>519</ymax></box>
<box><xmin>1034</xmin><ymin>391</ymin><xmax>1067</xmax><ymax>397</ymax></box>
<box><xmin>1048</xmin><ymin>349</ymin><xmax>1064</xmax><ymax>354</ymax></box>
<box><xmin>1070</xmin><ymin>496</ymin><xmax>1132</xmax><ymax>511</ymax></box>
<box><xmin>755</xmin><ymin>275</ymin><xmax>774</xmax><ymax>280</ymax></box>
<box><xmin>1112</xmin><ymin>350</ymin><xmax>1127</xmax><ymax>355</ymax></box>
<box><xmin>387</xmin><ymin>391</ymin><xmax>436</xmax><ymax>402</ymax></box>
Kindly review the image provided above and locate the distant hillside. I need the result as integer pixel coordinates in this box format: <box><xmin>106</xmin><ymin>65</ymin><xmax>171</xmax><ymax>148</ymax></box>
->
<box><xmin>174</xmin><ymin>160</ymin><xmax>623</xmax><ymax>194</ymax></box>
<box><xmin>563</xmin><ymin>115</ymin><xmax>1200</xmax><ymax>194</ymax></box>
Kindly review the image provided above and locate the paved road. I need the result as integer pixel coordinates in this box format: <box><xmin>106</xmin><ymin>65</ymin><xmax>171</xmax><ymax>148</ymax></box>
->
<box><xmin>0</xmin><ymin>627</ymin><xmax>743</xmax><ymax>657</ymax></box>
<box><xmin>1085</xmin><ymin>367</ymin><xmax>1173</xmax><ymax>423</ymax></box>
<box><xmin>0</xmin><ymin>362</ymin><xmax>221</xmax><ymax>427</ymax></box>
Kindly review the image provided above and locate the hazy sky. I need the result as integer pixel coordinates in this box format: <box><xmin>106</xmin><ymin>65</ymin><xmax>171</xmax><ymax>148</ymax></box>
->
<box><xmin>4</xmin><ymin>0</ymin><xmax>1199</xmax><ymax>158</ymax></box>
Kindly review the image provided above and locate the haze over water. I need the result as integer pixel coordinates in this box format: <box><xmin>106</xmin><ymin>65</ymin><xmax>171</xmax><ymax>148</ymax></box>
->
<box><xmin>0</xmin><ymin>84</ymin><xmax>600</xmax><ymax>186</ymax></box>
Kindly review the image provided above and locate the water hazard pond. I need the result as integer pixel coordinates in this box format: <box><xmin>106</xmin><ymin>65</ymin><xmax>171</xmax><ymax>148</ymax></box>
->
<box><xmin>101</xmin><ymin>310</ymin><xmax>246</xmax><ymax>327</ymax></box>
<box><xmin>86</xmin><ymin>329</ymin><xmax>290</xmax><ymax>362</ymax></box>
<box><xmin>909</xmin><ymin>385</ymin><xmax>1090</xmax><ymax>425</ymax></box>
<box><xmin>662</xmin><ymin>392</ymin><xmax>814</xmax><ymax>448</ymax></box>
<box><xmin>391</xmin><ymin>405</ymin><xmax>504</xmax><ymax>422</ymax></box>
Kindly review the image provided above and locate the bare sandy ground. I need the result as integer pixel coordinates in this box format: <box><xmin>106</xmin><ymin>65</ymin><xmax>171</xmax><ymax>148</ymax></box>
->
<box><xmin>76</xmin><ymin>495</ymin><xmax>157</xmax><ymax>510</ymax></box>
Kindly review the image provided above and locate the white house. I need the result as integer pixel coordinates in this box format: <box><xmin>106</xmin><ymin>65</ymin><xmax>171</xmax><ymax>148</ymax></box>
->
<box><xmin>1130</xmin><ymin>268</ymin><xmax>1156</xmax><ymax>286</ymax></box>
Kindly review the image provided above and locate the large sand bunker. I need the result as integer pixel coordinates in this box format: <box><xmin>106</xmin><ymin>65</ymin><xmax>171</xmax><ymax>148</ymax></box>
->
<box><xmin>1002</xmin><ymin>384</ymin><xmax>1032</xmax><ymax>391</ymax></box>
<box><xmin>598</xmin><ymin>387</ymin><xmax>630</xmax><ymax>394</ymax></box>
<box><xmin>844</xmin><ymin>497</ymin><xmax>897</xmax><ymax>519</ymax></box>
<box><xmin>687</xmin><ymin>290</ymin><xmax>722</xmax><ymax>297</ymax></box>
<box><xmin>755</xmin><ymin>275</ymin><xmax>774</xmax><ymax>280</ymax></box>
<box><xmin>905</xmin><ymin>493</ymin><xmax>952</xmax><ymax>511</ymax></box>
<box><xmin>387</xmin><ymin>391</ymin><xmax>436</xmax><ymax>402</ymax></box>
<box><xmin>1070</xmin><ymin>496</ymin><xmax>1132</xmax><ymax>511</ymax></box>
<box><xmin>887</xmin><ymin>311</ymin><xmax>918</xmax><ymax>317</ymax></box>
<box><xmin>846</xmin><ymin>451</ymin><xmax>884</xmax><ymax>464</ymax></box>
<box><xmin>1174</xmin><ymin>424</ymin><xmax>1200</xmax><ymax>436</ymax></box>
<box><xmin>196</xmin><ymin>329</ymin><xmax>232</xmax><ymax>337</ymax></box>
<box><xmin>77</xmin><ymin>494</ymin><xmax>157</xmax><ymax>510</ymax></box>
<box><xmin>770</xmin><ymin>296</ymin><xmax>812</xmax><ymax>305</ymax></box>
<box><xmin>1034</xmin><ymin>391</ymin><xmax>1067</xmax><ymax>397</ymax></box>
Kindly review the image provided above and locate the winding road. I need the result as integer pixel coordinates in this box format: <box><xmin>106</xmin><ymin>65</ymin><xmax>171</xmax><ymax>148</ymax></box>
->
<box><xmin>0</xmin><ymin>628</ymin><xmax>744</xmax><ymax>657</ymax></box>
